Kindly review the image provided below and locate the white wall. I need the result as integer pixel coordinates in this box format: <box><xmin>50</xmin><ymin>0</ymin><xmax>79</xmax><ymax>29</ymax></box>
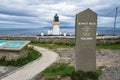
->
<box><xmin>48</xmin><ymin>29</ymin><xmax>53</xmax><ymax>35</ymax></box>
<box><xmin>52</xmin><ymin>25</ymin><xmax>60</xmax><ymax>35</ymax></box>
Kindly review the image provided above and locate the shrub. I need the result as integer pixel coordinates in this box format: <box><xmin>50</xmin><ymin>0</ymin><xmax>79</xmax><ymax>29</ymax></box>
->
<box><xmin>71</xmin><ymin>71</ymin><xmax>87</xmax><ymax>80</ymax></box>
<box><xmin>71</xmin><ymin>70</ymin><xmax>102</xmax><ymax>80</ymax></box>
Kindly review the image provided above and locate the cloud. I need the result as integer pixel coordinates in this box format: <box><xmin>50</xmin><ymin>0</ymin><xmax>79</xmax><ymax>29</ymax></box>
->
<box><xmin>0</xmin><ymin>20</ymin><xmax>27</xmax><ymax>25</ymax></box>
<box><xmin>0</xmin><ymin>0</ymin><xmax>120</xmax><ymax>28</ymax></box>
<box><xmin>98</xmin><ymin>16</ymin><xmax>114</xmax><ymax>24</ymax></box>
<box><xmin>0</xmin><ymin>14</ymin><xmax>39</xmax><ymax>24</ymax></box>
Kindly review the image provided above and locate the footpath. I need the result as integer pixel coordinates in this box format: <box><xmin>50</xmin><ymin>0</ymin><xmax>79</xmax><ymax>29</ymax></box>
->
<box><xmin>1</xmin><ymin>46</ymin><xmax>59</xmax><ymax>80</ymax></box>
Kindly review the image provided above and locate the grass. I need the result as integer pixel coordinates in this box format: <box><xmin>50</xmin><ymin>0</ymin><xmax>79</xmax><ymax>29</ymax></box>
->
<box><xmin>31</xmin><ymin>41</ymin><xmax>120</xmax><ymax>50</ymax></box>
<box><xmin>42</xmin><ymin>62</ymin><xmax>102</xmax><ymax>80</ymax></box>
<box><xmin>71</xmin><ymin>69</ymin><xmax>102</xmax><ymax>80</ymax></box>
<box><xmin>0</xmin><ymin>47</ymin><xmax>41</xmax><ymax>66</ymax></box>
<box><xmin>43</xmin><ymin>63</ymin><xmax>74</xmax><ymax>75</ymax></box>
<box><xmin>31</xmin><ymin>42</ymin><xmax>74</xmax><ymax>49</ymax></box>
<box><xmin>97</xmin><ymin>41</ymin><xmax>120</xmax><ymax>50</ymax></box>
<box><xmin>42</xmin><ymin>62</ymin><xmax>75</xmax><ymax>80</ymax></box>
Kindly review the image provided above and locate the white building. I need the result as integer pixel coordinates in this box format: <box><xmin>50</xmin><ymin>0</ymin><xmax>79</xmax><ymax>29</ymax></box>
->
<box><xmin>48</xmin><ymin>14</ymin><xmax>60</xmax><ymax>36</ymax></box>
<box><xmin>41</xmin><ymin>32</ymin><xmax>44</xmax><ymax>36</ymax></box>
<box><xmin>48</xmin><ymin>28</ymin><xmax>53</xmax><ymax>35</ymax></box>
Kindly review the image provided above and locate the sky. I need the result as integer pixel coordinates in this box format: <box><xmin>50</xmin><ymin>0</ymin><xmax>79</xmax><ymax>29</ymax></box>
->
<box><xmin>0</xmin><ymin>0</ymin><xmax>120</xmax><ymax>29</ymax></box>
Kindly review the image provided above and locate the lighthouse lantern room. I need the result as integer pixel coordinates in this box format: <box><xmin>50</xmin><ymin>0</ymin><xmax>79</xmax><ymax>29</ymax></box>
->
<box><xmin>52</xmin><ymin>14</ymin><xmax>60</xmax><ymax>35</ymax></box>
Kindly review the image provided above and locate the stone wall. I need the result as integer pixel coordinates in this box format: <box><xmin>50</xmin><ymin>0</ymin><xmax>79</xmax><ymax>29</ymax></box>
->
<box><xmin>0</xmin><ymin>36</ymin><xmax>75</xmax><ymax>44</ymax></box>
<box><xmin>0</xmin><ymin>48</ymin><xmax>28</xmax><ymax>61</ymax></box>
<box><xmin>0</xmin><ymin>36</ymin><xmax>120</xmax><ymax>44</ymax></box>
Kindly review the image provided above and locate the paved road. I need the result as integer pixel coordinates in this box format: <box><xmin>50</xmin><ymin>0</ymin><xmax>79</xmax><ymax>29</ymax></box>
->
<box><xmin>1</xmin><ymin>46</ymin><xmax>59</xmax><ymax>80</ymax></box>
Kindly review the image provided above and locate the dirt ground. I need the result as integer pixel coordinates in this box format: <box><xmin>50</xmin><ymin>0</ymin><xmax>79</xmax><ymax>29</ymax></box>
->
<box><xmin>56</xmin><ymin>48</ymin><xmax>120</xmax><ymax>80</ymax></box>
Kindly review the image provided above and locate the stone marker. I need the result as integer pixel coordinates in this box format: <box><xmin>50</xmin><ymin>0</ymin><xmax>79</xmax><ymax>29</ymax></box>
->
<box><xmin>75</xmin><ymin>8</ymin><xmax>97</xmax><ymax>72</ymax></box>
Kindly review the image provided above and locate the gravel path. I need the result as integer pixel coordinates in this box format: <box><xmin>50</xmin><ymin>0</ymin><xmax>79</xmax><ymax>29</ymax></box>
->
<box><xmin>0</xmin><ymin>66</ymin><xmax>18</xmax><ymax>77</ymax></box>
<box><xmin>0</xmin><ymin>46</ymin><xmax>59</xmax><ymax>80</ymax></box>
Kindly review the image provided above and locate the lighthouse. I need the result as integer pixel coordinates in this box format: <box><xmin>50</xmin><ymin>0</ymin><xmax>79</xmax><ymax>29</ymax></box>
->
<box><xmin>52</xmin><ymin>14</ymin><xmax>60</xmax><ymax>35</ymax></box>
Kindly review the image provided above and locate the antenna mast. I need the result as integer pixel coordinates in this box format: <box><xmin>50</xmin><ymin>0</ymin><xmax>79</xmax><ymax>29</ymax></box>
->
<box><xmin>113</xmin><ymin>7</ymin><xmax>118</xmax><ymax>36</ymax></box>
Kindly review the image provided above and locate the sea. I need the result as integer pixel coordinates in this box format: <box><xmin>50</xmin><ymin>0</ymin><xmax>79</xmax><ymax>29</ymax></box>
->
<box><xmin>0</xmin><ymin>27</ymin><xmax>120</xmax><ymax>36</ymax></box>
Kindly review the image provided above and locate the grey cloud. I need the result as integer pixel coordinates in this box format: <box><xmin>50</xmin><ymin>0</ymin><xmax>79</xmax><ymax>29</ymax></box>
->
<box><xmin>0</xmin><ymin>0</ymin><xmax>120</xmax><ymax>27</ymax></box>
<box><xmin>0</xmin><ymin>6</ymin><xmax>38</xmax><ymax>17</ymax></box>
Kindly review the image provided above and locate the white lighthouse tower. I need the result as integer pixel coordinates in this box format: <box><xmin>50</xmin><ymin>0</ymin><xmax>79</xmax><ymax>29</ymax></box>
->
<box><xmin>52</xmin><ymin>14</ymin><xmax>60</xmax><ymax>35</ymax></box>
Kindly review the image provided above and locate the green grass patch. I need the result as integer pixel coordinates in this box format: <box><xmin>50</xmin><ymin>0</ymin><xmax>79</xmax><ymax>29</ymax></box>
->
<box><xmin>96</xmin><ymin>41</ymin><xmax>120</xmax><ymax>50</ymax></box>
<box><xmin>43</xmin><ymin>63</ymin><xmax>74</xmax><ymax>75</ymax></box>
<box><xmin>31</xmin><ymin>42</ymin><xmax>74</xmax><ymax>49</ymax></box>
<box><xmin>0</xmin><ymin>47</ymin><xmax>41</xmax><ymax>66</ymax></box>
<box><xmin>42</xmin><ymin>62</ymin><xmax>102</xmax><ymax>80</ymax></box>
<box><xmin>42</xmin><ymin>62</ymin><xmax>75</xmax><ymax>79</ymax></box>
<box><xmin>31</xmin><ymin>41</ymin><xmax>120</xmax><ymax>50</ymax></box>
